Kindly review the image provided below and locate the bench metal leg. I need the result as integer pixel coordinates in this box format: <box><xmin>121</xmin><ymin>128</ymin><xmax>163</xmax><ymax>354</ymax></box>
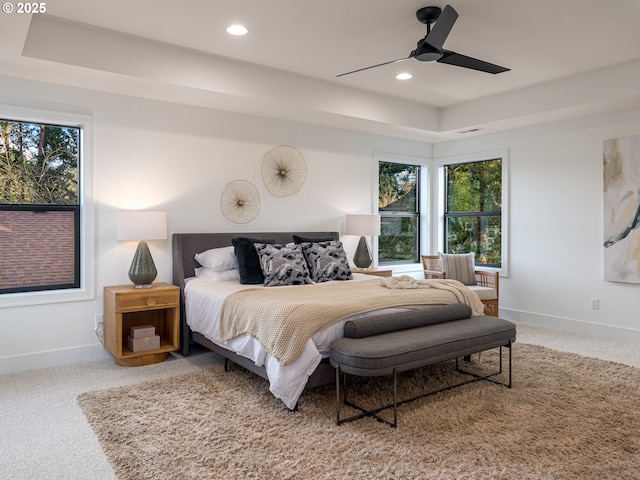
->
<box><xmin>336</xmin><ymin>364</ymin><xmax>400</xmax><ymax>428</ymax></box>
<box><xmin>335</xmin><ymin>365</ymin><xmax>341</xmax><ymax>424</ymax></box>
<box><xmin>455</xmin><ymin>340</ymin><xmax>513</xmax><ymax>388</ymax></box>
<box><xmin>335</xmin><ymin>342</ymin><xmax>513</xmax><ymax>428</ymax></box>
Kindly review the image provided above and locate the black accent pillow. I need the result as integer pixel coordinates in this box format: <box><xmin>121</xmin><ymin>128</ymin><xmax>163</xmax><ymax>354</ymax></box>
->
<box><xmin>231</xmin><ymin>237</ymin><xmax>277</xmax><ymax>284</ymax></box>
<box><xmin>292</xmin><ymin>234</ymin><xmax>336</xmax><ymax>244</ymax></box>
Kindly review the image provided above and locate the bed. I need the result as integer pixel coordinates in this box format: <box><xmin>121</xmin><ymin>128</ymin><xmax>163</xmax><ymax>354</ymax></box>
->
<box><xmin>172</xmin><ymin>231</ymin><xmax>485</xmax><ymax>410</ymax></box>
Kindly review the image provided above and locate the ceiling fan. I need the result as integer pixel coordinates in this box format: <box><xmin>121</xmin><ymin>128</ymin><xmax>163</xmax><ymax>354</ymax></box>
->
<box><xmin>337</xmin><ymin>4</ymin><xmax>510</xmax><ymax>77</ymax></box>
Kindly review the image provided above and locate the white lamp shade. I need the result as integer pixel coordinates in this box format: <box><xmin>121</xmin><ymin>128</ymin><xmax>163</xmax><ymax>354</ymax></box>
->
<box><xmin>346</xmin><ymin>214</ymin><xmax>381</xmax><ymax>236</ymax></box>
<box><xmin>117</xmin><ymin>211</ymin><xmax>167</xmax><ymax>241</ymax></box>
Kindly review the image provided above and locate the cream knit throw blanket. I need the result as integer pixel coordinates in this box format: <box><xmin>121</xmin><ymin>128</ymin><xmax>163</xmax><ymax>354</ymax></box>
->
<box><xmin>219</xmin><ymin>276</ymin><xmax>485</xmax><ymax>365</ymax></box>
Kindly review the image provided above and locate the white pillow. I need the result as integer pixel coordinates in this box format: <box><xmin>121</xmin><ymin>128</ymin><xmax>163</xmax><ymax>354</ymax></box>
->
<box><xmin>194</xmin><ymin>267</ymin><xmax>240</xmax><ymax>283</ymax></box>
<box><xmin>195</xmin><ymin>246</ymin><xmax>237</xmax><ymax>272</ymax></box>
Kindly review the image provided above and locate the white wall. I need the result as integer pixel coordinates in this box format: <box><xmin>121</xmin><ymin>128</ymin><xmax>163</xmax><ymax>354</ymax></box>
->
<box><xmin>435</xmin><ymin>108</ymin><xmax>640</xmax><ymax>342</ymax></box>
<box><xmin>0</xmin><ymin>76</ymin><xmax>430</xmax><ymax>374</ymax></box>
<box><xmin>3</xmin><ymin>75</ymin><xmax>640</xmax><ymax>375</ymax></box>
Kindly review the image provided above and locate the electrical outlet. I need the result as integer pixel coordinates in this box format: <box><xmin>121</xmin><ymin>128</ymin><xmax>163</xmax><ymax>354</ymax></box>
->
<box><xmin>590</xmin><ymin>298</ymin><xmax>599</xmax><ymax>310</ymax></box>
<box><xmin>95</xmin><ymin>313</ymin><xmax>103</xmax><ymax>327</ymax></box>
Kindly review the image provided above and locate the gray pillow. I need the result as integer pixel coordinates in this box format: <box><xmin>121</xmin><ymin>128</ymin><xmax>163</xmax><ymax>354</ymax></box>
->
<box><xmin>254</xmin><ymin>243</ymin><xmax>313</xmax><ymax>287</ymax></box>
<box><xmin>343</xmin><ymin>304</ymin><xmax>473</xmax><ymax>338</ymax></box>
<box><xmin>301</xmin><ymin>241</ymin><xmax>352</xmax><ymax>282</ymax></box>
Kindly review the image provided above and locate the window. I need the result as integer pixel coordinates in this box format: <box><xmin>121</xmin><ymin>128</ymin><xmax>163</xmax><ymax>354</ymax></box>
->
<box><xmin>0</xmin><ymin>119</ymin><xmax>80</xmax><ymax>294</ymax></box>
<box><xmin>443</xmin><ymin>158</ymin><xmax>502</xmax><ymax>267</ymax></box>
<box><xmin>0</xmin><ymin>106</ymin><xmax>93</xmax><ymax>305</ymax></box>
<box><xmin>378</xmin><ymin>160</ymin><xmax>420</xmax><ymax>264</ymax></box>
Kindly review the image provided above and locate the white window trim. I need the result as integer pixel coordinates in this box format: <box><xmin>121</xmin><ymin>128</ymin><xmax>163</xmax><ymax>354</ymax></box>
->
<box><xmin>0</xmin><ymin>104</ymin><xmax>95</xmax><ymax>308</ymax></box>
<box><xmin>435</xmin><ymin>149</ymin><xmax>509</xmax><ymax>277</ymax></box>
<box><xmin>374</xmin><ymin>152</ymin><xmax>430</xmax><ymax>269</ymax></box>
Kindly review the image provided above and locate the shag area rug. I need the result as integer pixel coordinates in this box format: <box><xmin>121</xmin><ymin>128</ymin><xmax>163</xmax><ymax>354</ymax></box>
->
<box><xmin>78</xmin><ymin>343</ymin><xmax>640</xmax><ymax>480</ymax></box>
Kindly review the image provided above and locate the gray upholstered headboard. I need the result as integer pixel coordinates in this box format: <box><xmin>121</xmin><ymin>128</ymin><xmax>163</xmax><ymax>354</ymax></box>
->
<box><xmin>171</xmin><ymin>231</ymin><xmax>339</xmax><ymax>354</ymax></box>
<box><xmin>172</xmin><ymin>231</ymin><xmax>339</xmax><ymax>289</ymax></box>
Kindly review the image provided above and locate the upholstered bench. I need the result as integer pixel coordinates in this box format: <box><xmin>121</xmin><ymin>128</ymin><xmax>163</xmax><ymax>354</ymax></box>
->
<box><xmin>329</xmin><ymin>304</ymin><xmax>516</xmax><ymax>427</ymax></box>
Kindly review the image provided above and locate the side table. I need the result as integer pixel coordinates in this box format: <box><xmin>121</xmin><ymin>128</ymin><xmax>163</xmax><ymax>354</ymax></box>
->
<box><xmin>103</xmin><ymin>282</ymin><xmax>180</xmax><ymax>366</ymax></box>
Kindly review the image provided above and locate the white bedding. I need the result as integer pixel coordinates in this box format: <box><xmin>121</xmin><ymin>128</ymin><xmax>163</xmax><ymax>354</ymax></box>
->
<box><xmin>184</xmin><ymin>274</ymin><xmax>409</xmax><ymax>409</ymax></box>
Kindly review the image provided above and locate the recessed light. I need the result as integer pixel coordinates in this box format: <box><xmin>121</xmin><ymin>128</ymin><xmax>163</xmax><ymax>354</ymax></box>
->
<box><xmin>226</xmin><ymin>24</ymin><xmax>248</xmax><ymax>36</ymax></box>
<box><xmin>396</xmin><ymin>73</ymin><xmax>413</xmax><ymax>80</ymax></box>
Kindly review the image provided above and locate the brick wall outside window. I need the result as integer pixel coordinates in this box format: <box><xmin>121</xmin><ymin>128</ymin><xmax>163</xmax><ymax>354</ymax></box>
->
<box><xmin>0</xmin><ymin>210</ymin><xmax>77</xmax><ymax>290</ymax></box>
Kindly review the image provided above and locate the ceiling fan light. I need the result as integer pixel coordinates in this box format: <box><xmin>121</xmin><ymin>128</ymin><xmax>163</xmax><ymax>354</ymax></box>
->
<box><xmin>415</xmin><ymin>51</ymin><xmax>442</xmax><ymax>61</ymax></box>
<box><xmin>396</xmin><ymin>73</ymin><xmax>413</xmax><ymax>80</ymax></box>
<box><xmin>412</xmin><ymin>39</ymin><xmax>443</xmax><ymax>62</ymax></box>
<box><xmin>226</xmin><ymin>24</ymin><xmax>248</xmax><ymax>36</ymax></box>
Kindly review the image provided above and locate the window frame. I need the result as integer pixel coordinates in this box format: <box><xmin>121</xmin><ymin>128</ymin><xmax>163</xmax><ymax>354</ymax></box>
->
<box><xmin>375</xmin><ymin>153</ymin><xmax>429</xmax><ymax>268</ymax></box>
<box><xmin>0</xmin><ymin>104</ymin><xmax>94</xmax><ymax>308</ymax></box>
<box><xmin>436</xmin><ymin>149</ymin><xmax>509</xmax><ymax>276</ymax></box>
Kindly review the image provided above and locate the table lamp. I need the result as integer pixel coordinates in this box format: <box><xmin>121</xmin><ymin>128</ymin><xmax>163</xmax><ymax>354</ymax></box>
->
<box><xmin>117</xmin><ymin>211</ymin><xmax>167</xmax><ymax>288</ymax></box>
<box><xmin>346</xmin><ymin>214</ymin><xmax>381</xmax><ymax>268</ymax></box>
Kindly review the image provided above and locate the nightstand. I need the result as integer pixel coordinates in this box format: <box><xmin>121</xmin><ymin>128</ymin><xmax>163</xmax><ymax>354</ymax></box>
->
<box><xmin>103</xmin><ymin>282</ymin><xmax>180</xmax><ymax>366</ymax></box>
<box><xmin>351</xmin><ymin>267</ymin><xmax>393</xmax><ymax>278</ymax></box>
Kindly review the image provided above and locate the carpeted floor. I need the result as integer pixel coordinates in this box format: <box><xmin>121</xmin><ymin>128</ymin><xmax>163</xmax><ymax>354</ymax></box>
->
<box><xmin>78</xmin><ymin>343</ymin><xmax>640</xmax><ymax>480</ymax></box>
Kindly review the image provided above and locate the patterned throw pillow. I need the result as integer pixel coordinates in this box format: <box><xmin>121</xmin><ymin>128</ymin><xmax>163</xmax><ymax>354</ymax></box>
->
<box><xmin>439</xmin><ymin>253</ymin><xmax>477</xmax><ymax>286</ymax></box>
<box><xmin>254</xmin><ymin>243</ymin><xmax>313</xmax><ymax>287</ymax></box>
<box><xmin>301</xmin><ymin>241</ymin><xmax>353</xmax><ymax>283</ymax></box>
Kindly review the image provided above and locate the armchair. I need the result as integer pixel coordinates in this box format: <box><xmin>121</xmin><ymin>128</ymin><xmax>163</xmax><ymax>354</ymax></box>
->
<box><xmin>421</xmin><ymin>254</ymin><xmax>499</xmax><ymax>317</ymax></box>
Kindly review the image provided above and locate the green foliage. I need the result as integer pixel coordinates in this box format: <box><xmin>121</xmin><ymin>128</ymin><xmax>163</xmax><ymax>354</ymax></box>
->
<box><xmin>379</xmin><ymin>162</ymin><xmax>417</xmax><ymax>211</ymax></box>
<box><xmin>445</xmin><ymin>159</ymin><xmax>502</xmax><ymax>266</ymax></box>
<box><xmin>379</xmin><ymin>217</ymin><xmax>418</xmax><ymax>263</ymax></box>
<box><xmin>378</xmin><ymin>162</ymin><xmax>419</xmax><ymax>263</ymax></box>
<box><xmin>446</xmin><ymin>160</ymin><xmax>501</xmax><ymax>212</ymax></box>
<box><xmin>0</xmin><ymin>120</ymin><xmax>79</xmax><ymax>205</ymax></box>
<box><xmin>447</xmin><ymin>216</ymin><xmax>501</xmax><ymax>265</ymax></box>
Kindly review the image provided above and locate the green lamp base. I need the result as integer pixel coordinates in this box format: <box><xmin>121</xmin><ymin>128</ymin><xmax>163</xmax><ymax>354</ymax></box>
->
<box><xmin>353</xmin><ymin>235</ymin><xmax>373</xmax><ymax>269</ymax></box>
<box><xmin>128</xmin><ymin>241</ymin><xmax>158</xmax><ymax>288</ymax></box>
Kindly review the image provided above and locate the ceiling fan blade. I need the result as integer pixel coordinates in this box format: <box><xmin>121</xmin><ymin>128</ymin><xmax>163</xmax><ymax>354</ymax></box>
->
<box><xmin>425</xmin><ymin>4</ymin><xmax>458</xmax><ymax>50</ymax></box>
<box><xmin>438</xmin><ymin>50</ymin><xmax>510</xmax><ymax>74</ymax></box>
<box><xmin>336</xmin><ymin>56</ymin><xmax>412</xmax><ymax>77</ymax></box>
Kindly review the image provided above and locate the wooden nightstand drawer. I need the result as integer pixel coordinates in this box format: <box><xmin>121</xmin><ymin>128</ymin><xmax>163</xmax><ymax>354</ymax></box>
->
<box><xmin>115</xmin><ymin>290</ymin><xmax>179</xmax><ymax>312</ymax></box>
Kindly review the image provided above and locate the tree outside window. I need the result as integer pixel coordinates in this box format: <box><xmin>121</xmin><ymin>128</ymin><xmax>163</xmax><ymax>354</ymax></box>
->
<box><xmin>444</xmin><ymin>159</ymin><xmax>501</xmax><ymax>267</ymax></box>
<box><xmin>378</xmin><ymin>161</ymin><xmax>420</xmax><ymax>264</ymax></box>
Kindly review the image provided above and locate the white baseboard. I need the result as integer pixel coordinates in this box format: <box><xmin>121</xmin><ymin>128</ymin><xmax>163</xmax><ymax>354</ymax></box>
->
<box><xmin>3</xmin><ymin>309</ymin><xmax>638</xmax><ymax>376</ymax></box>
<box><xmin>499</xmin><ymin>307</ymin><xmax>640</xmax><ymax>343</ymax></box>
<box><xmin>0</xmin><ymin>343</ymin><xmax>112</xmax><ymax>376</ymax></box>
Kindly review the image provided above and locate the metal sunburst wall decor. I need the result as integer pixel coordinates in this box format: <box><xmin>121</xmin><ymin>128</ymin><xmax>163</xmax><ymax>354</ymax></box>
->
<box><xmin>261</xmin><ymin>145</ymin><xmax>307</xmax><ymax>197</ymax></box>
<box><xmin>220</xmin><ymin>179</ymin><xmax>260</xmax><ymax>224</ymax></box>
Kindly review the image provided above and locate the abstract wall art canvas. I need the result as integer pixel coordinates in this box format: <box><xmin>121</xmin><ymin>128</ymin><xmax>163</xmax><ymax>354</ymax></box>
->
<box><xmin>603</xmin><ymin>135</ymin><xmax>640</xmax><ymax>283</ymax></box>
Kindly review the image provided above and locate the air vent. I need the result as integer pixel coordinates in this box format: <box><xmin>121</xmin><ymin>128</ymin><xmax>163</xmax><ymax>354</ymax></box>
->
<box><xmin>458</xmin><ymin>128</ymin><xmax>482</xmax><ymax>134</ymax></box>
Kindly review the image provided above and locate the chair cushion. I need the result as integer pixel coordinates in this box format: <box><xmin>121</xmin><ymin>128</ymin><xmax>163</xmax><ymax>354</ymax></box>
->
<box><xmin>440</xmin><ymin>253</ymin><xmax>477</xmax><ymax>286</ymax></box>
<box><xmin>467</xmin><ymin>285</ymin><xmax>497</xmax><ymax>301</ymax></box>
